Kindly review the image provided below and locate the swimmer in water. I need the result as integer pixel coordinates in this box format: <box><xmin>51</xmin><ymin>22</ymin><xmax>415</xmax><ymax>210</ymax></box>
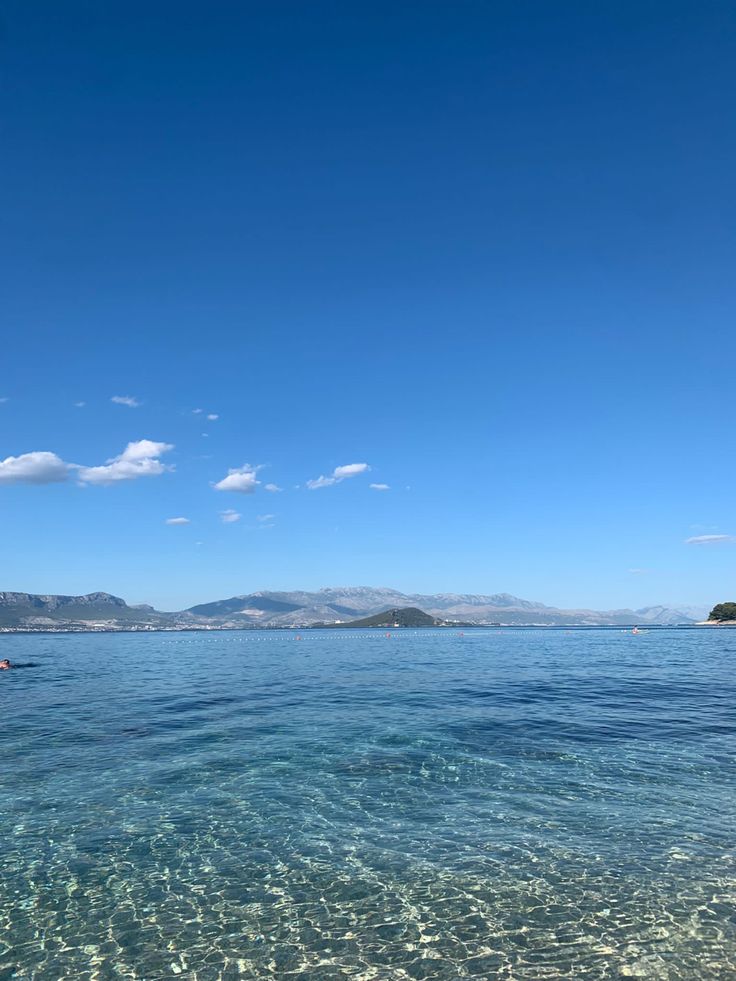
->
<box><xmin>0</xmin><ymin>659</ymin><xmax>11</xmax><ymax>670</ymax></box>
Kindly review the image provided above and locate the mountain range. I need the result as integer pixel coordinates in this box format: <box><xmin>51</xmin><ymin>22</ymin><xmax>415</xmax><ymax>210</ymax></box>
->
<box><xmin>0</xmin><ymin>587</ymin><xmax>707</xmax><ymax>632</ymax></box>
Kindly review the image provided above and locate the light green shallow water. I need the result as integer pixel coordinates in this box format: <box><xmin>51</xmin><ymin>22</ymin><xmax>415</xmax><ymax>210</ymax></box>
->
<box><xmin>1</xmin><ymin>628</ymin><xmax>735</xmax><ymax>979</ymax></box>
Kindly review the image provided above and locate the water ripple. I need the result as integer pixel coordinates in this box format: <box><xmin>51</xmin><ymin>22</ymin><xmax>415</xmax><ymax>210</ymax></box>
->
<box><xmin>1</xmin><ymin>628</ymin><xmax>735</xmax><ymax>979</ymax></box>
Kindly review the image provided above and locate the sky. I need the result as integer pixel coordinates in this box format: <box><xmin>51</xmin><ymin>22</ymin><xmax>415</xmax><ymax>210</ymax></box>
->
<box><xmin>1</xmin><ymin>1</ymin><xmax>735</xmax><ymax>612</ymax></box>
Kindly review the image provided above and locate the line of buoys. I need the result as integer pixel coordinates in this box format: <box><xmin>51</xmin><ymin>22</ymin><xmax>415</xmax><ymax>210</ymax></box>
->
<box><xmin>151</xmin><ymin>627</ymin><xmax>615</xmax><ymax>648</ymax></box>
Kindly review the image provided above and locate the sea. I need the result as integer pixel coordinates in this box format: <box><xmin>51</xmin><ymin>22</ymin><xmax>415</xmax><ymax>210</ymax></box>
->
<box><xmin>1</xmin><ymin>628</ymin><xmax>735</xmax><ymax>980</ymax></box>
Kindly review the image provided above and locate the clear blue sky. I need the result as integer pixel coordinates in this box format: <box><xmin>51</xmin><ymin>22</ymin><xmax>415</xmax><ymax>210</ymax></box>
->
<box><xmin>2</xmin><ymin>1</ymin><xmax>734</xmax><ymax>611</ymax></box>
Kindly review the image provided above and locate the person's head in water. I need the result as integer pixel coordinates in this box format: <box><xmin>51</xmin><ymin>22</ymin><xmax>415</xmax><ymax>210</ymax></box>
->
<box><xmin>0</xmin><ymin>659</ymin><xmax>11</xmax><ymax>670</ymax></box>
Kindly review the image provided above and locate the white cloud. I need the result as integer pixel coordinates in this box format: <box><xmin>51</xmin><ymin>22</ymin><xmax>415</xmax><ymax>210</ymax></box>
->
<box><xmin>165</xmin><ymin>516</ymin><xmax>190</xmax><ymax>525</ymax></box>
<box><xmin>334</xmin><ymin>463</ymin><xmax>369</xmax><ymax>479</ymax></box>
<box><xmin>78</xmin><ymin>440</ymin><xmax>174</xmax><ymax>485</ymax></box>
<box><xmin>0</xmin><ymin>451</ymin><xmax>71</xmax><ymax>485</ymax></box>
<box><xmin>207</xmin><ymin>413</ymin><xmax>219</xmax><ymax>421</ymax></box>
<box><xmin>74</xmin><ymin>401</ymin><xmax>86</xmax><ymax>408</ymax></box>
<box><xmin>306</xmin><ymin>474</ymin><xmax>336</xmax><ymax>489</ymax></box>
<box><xmin>0</xmin><ymin>440</ymin><xmax>175</xmax><ymax>488</ymax></box>
<box><xmin>220</xmin><ymin>509</ymin><xmax>241</xmax><ymax>523</ymax></box>
<box><xmin>213</xmin><ymin>465</ymin><xmax>260</xmax><ymax>493</ymax></box>
<box><xmin>685</xmin><ymin>534</ymin><xmax>735</xmax><ymax>545</ymax></box>
<box><xmin>307</xmin><ymin>462</ymin><xmax>370</xmax><ymax>489</ymax></box>
<box><xmin>370</xmin><ymin>483</ymin><xmax>390</xmax><ymax>491</ymax></box>
<box><xmin>257</xmin><ymin>513</ymin><xmax>275</xmax><ymax>522</ymax></box>
<box><xmin>264</xmin><ymin>483</ymin><xmax>282</xmax><ymax>493</ymax></box>
<box><xmin>111</xmin><ymin>395</ymin><xmax>141</xmax><ymax>408</ymax></box>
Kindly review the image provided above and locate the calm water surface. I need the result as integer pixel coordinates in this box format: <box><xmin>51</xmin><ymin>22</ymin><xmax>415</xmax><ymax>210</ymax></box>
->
<box><xmin>1</xmin><ymin>628</ymin><xmax>735</xmax><ymax>980</ymax></box>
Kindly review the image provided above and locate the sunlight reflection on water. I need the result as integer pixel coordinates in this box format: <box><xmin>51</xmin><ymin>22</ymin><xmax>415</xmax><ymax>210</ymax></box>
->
<box><xmin>1</xmin><ymin>628</ymin><xmax>735</xmax><ymax>979</ymax></box>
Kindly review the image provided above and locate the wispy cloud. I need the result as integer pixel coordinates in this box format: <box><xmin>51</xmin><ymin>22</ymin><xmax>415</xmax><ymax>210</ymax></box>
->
<box><xmin>111</xmin><ymin>395</ymin><xmax>141</xmax><ymax>408</ymax></box>
<box><xmin>685</xmin><ymin>534</ymin><xmax>735</xmax><ymax>545</ymax></box>
<box><xmin>0</xmin><ymin>397</ymin><xmax>9</xmax><ymax>404</ymax></box>
<box><xmin>0</xmin><ymin>451</ymin><xmax>71</xmax><ymax>485</ymax></box>
<box><xmin>165</xmin><ymin>516</ymin><xmax>190</xmax><ymax>525</ymax></box>
<box><xmin>213</xmin><ymin>465</ymin><xmax>260</xmax><ymax>493</ymax></box>
<box><xmin>192</xmin><ymin>408</ymin><xmax>203</xmax><ymax>414</ymax></box>
<box><xmin>78</xmin><ymin>440</ymin><xmax>174</xmax><ymax>485</ymax></box>
<box><xmin>257</xmin><ymin>513</ymin><xmax>275</xmax><ymax>522</ymax></box>
<box><xmin>207</xmin><ymin>413</ymin><xmax>219</xmax><ymax>421</ymax></box>
<box><xmin>307</xmin><ymin>462</ymin><xmax>370</xmax><ymax>490</ymax></box>
<box><xmin>264</xmin><ymin>483</ymin><xmax>282</xmax><ymax>493</ymax></box>
<box><xmin>370</xmin><ymin>483</ymin><xmax>390</xmax><ymax>491</ymax></box>
<box><xmin>74</xmin><ymin>401</ymin><xmax>86</xmax><ymax>408</ymax></box>
<box><xmin>306</xmin><ymin>474</ymin><xmax>335</xmax><ymax>489</ymax></box>
<box><xmin>220</xmin><ymin>509</ymin><xmax>241</xmax><ymax>523</ymax></box>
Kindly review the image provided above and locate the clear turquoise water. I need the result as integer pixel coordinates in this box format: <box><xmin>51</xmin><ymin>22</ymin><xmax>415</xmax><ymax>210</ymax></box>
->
<box><xmin>1</xmin><ymin>628</ymin><xmax>735</xmax><ymax>980</ymax></box>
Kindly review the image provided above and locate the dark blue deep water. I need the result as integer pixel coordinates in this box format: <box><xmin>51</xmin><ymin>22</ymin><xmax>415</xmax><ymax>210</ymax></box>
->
<box><xmin>2</xmin><ymin>628</ymin><xmax>736</xmax><ymax>979</ymax></box>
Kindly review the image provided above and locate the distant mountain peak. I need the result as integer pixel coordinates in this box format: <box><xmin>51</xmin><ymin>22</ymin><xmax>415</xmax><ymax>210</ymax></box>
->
<box><xmin>0</xmin><ymin>591</ymin><xmax>127</xmax><ymax>609</ymax></box>
<box><xmin>0</xmin><ymin>585</ymin><xmax>702</xmax><ymax>632</ymax></box>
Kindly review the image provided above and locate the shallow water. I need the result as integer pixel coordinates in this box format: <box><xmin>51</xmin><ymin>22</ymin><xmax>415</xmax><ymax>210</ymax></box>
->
<box><xmin>1</xmin><ymin>628</ymin><xmax>735</xmax><ymax>980</ymax></box>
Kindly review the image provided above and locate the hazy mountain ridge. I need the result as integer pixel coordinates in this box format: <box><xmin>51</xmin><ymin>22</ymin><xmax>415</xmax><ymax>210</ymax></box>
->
<box><xmin>0</xmin><ymin>591</ymin><xmax>127</xmax><ymax>611</ymax></box>
<box><xmin>183</xmin><ymin>588</ymin><xmax>700</xmax><ymax>627</ymax></box>
<box><xmin>0</xmin><ymin>591</ymin><xmax>169</xmax><ymax>629</ymax></box>
<box><xmin>0</xmin><ymin>587</ymin><xmax>703</xmax><ymax>631</ymax></box>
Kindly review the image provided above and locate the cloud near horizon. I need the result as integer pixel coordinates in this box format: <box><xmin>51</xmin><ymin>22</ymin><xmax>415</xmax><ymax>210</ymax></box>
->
<box><xmin>78</xmin><ymin>440</ymin><xmax>174</xmax><ymax>485</ymax></box>
<box><xmin>307</xmin><ymin>462</ymin><xmax>370</xmax><ymax>489</ymax></box>
<box><xmin>213</xmin><ymin>465</ymin><xmax>260</xmax><ymax>493</ymax></box>
<box><xmin>111</xmin><ymin>395</ymin><xmax>141</xmax><ymax>408</ymax></box>
<box><xmin>685</xmin><ymin>534</ymin><xmax>735</xmax><ymax>545</ymax></box>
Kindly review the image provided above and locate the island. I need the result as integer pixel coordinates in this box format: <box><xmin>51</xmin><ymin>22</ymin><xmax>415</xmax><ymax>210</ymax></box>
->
<box><xmin>705</xmin><ymin>602</ymin><xmax>736</xmax><ymax>625</ymax></box>
<box><xmin>317</xmin><ymin>607</ymin><xmax>458</xmax><ymax>628</ymax></box>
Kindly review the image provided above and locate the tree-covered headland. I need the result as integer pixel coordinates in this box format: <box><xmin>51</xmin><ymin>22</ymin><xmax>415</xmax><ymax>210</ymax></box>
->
<box><xmin>708</xmin><ymin>602</ymin><xmax>736</xmax><ymax>622</ymax></box>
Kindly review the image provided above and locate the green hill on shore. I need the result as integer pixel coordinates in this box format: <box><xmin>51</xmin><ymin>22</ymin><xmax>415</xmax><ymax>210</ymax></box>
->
<box><xmin>708</xmin><ymin>602</ymin><xmax>736</xmax><ymax>622</ymax></box>
<box><xmin>320</xmin><ymin>607</ymin><xmax>444</xmax><ymax>628</ymax></box>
